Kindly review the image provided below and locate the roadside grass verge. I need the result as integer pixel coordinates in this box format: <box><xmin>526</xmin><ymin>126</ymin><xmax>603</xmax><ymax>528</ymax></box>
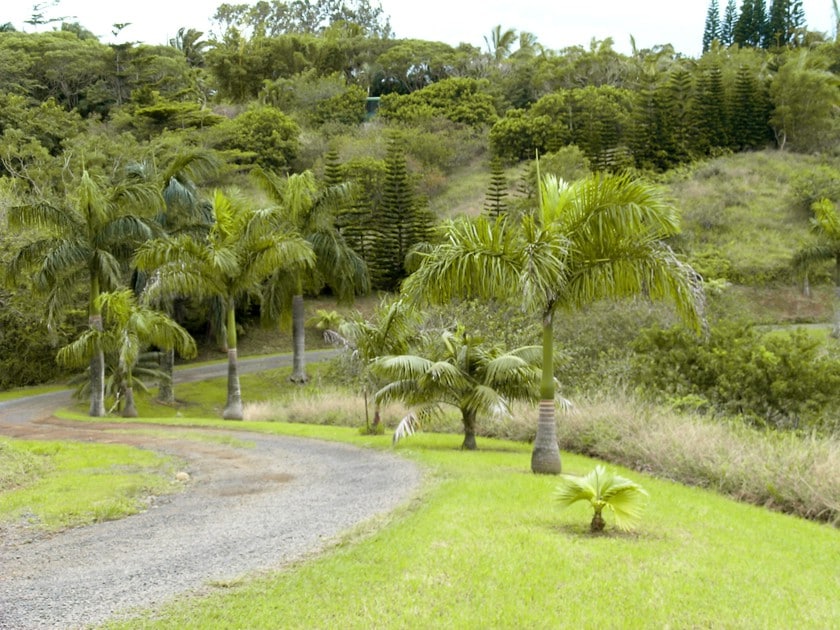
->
<box><xmin>0</xmin><ymin>438</ymin><xmax>182</xmax><ymax>531</ymax></box>
<box><xmin>103</xmin><ymin>429</ymin><xmax>840</xmax><ymax>629</ymax></box>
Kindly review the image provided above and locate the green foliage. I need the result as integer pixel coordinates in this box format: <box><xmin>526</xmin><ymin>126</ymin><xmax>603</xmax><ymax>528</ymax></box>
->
<box><xmin>379</xmin><ymin>78</ymin><xmax>498</xmax><ymax>128</ymax></box>
<box><xmin>555</xmin><ymin>464</ymin><xmax>648</xmax><ymax>532</ymax></box>
<box><xmin>630</xmin><ymin>322</ymin><xmax>840</xmax><ymax>431</ymax></box>
<box><xmin>211</xmin><ymin>105</ymin><xmax>300</xmax><ymax>171</ymax></box>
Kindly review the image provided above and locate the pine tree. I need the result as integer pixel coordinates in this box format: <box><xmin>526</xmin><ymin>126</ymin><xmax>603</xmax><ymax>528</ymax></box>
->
<box><xmin>368</xmin><ymin>136</ymin><xmax>432</xmax><ymax>291</ymax></box>
<box><xmin>721</xmin><ymin>0</ymin><xmax>738</xmax><ymax>45</ymax></box>
<box><xmin>767</xmin><ymin>0</ymin><xmax>806</xmax><ymax>48</ymax></box>
<box><xmin>729</xmin><ymin>64</ymin><xmax>771</xmax><ymax>150</ymax></box>
<box><xmin>734</xmin><ymin>0</ymin><xmax>768</xmax><ymax>47</ymax></box>
<box><xmin>484</xmin><ymin>157</ymin><xmax>510</xmax><ymax>218</ymax></box>
<box><xmin>703</xmin><ymin>0</ymin><xmax>722</xmax><ymax>52</ymax></box>
<box><xmin>693</xmin><ymin>60</ymin><xmax>729</xmax><ymax>154</ymax></box>
<box><xmin>323</xmin><ymin>147</ymin><xmax>342</xmax><ymax>187</ymax></box>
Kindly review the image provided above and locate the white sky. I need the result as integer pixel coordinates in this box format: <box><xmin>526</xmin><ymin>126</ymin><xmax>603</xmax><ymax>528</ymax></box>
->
<box><xmin>4</xmin><ymin>0</ymin><xmax>837</xmax><ymax>58</ymax></box>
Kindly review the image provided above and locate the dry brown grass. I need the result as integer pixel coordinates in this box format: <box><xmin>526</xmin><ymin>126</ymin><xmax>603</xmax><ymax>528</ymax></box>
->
<box><xmin>244</xmin><ymin>393</ymin><xmax>411</xmax><ymax>429</ymax></box>
<box><xmin>554</xmin><ymin>396</ymin><xmax>840</xmax><ymax>525</ymax></box>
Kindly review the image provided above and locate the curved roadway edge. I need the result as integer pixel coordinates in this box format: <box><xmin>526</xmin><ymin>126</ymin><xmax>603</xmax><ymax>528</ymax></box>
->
<box><xmin>0</xmin><ymin>350</ymin><xmax>422</xmax><ymax>630</ymax></box>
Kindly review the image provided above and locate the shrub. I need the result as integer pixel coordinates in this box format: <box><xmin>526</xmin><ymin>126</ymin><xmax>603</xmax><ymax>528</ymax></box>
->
<box><xmin>630</xmin><ymin>321</ymin><xmax>840</xmax><ymax>432</ymax></box>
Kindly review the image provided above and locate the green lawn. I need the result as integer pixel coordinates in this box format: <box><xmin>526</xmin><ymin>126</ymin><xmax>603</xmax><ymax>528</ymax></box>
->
<box><xmin>98</xmin><ymin>425</ymin><xmax>840</xmax><ymax>629</ymax></box>
<box><xmin>0</xmin><ymin>437</ymin><xmax>180</xmax><ymax>531</ymax></box>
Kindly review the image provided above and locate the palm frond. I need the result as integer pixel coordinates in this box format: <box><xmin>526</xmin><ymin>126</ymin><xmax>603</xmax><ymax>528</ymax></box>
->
<box><xmin>7</xmin><ymin>200</ymin><xmax>83</xmax><ymax>234</ymax></box>
<box><xmin>392</xmin><ymin>412</ymin><xmax>420</xmax><ymax>445</ymax></box>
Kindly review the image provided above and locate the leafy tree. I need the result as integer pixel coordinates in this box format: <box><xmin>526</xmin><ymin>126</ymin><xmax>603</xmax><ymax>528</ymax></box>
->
<box><xmin>379</xmin><ymin>77</ymin><xmax>498</xmax><ymax>128</ymax></box>
<box><xmin>57</xmin><ymin>290</ymin><xmax>196</xmax><ymax>417</ymax></box>
<box><xmin>251</xmin><ymin>168</ymin><xmax>369</xmax><ymax>383</ymax></box>
<box><xmin>769</xmin><ymin>48</ymin><xmax>840</xmax><ymax>152</ymax></box>
<box><xmin>555</xmin><ymin>465</ymin><xmax>648</xmax><ymax>532</ymax></box>
<box><xmin>134</xmin><ymin>189</ymin><xmax>315</xmax><ymax>418</ymax></box>
<box><xmin>794</xmin><ymin>199</ymin><xmax>840</xmax><ymax>336</ymax></box>
<box><xmin>212</xmin><ymin>105</ymin><xmax>300</xmax><ymax>171</ymax></box>
<box><xmin>373</xmin><ymin>328</ymin><xmax>541</xmax><ymax>450</ymax></box>
<box><xmin>403</xmin><ymin>171</ymin><xmax>703</xmax><ymax>473</ymax></box>
<box><xmin>704</xmin><ymin>0</ymin><xmax>722</xmax><ymax>53</ymax></box>
<box><xmin>7</xmin><ymin>169</ymin><xmax>163</xmax><ymax>416</ymax></box>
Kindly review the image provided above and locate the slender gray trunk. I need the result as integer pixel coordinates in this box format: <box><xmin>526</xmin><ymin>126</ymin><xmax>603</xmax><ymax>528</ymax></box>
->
<box><xmin>223</xmin><ymin>348</ymin><xmax>244</xmax><ymax>420</ymax></box>
<box><xmin>89</xmin><ymin>313</ymin><xmax>105</xmax><ymax>417</ymax></box>
<box><xmin>833</xmin><ymin>257</ymin><xmax>840</xmax><ymax>339</ymax></box>
<box><xmin>289</xmin><ymin>294</ymin><xmax>308</xmax><ymax>384</ymax></box>
<box><xmin>157</xmin><ymin>348</ymin><xmax>175</xmax><ymax>403</ymax></box>
<box><xmin>122</xmin><ymin>386</ymin><xmax>138</xmax><ymax>418</ymax></box>
<box><xmin>531</xmin><ymin>399</ymin><xmax>562</xmax><ymax>474</ymax></box>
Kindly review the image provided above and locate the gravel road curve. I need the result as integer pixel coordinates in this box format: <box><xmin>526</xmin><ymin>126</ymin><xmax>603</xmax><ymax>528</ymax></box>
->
<box><xmin>0</xmin><ymin>353</ymin><xmax>421</xmax><ymax>629</ymax></box>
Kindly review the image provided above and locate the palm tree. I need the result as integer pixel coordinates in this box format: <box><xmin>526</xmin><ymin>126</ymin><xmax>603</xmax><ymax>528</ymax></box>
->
<box><xmin>57</xmin><ymin>289</ymin><xmax>196</xmax><ymax>417</ymax></box>
<box><xmin>7</xmin><ymin>169</ymin><xmax>163</xmax><ymax>416</ymax></box>
<box><xmin>134</xmin><ymin>189</ymin><xmax>315</xmax><ymax>419</ymax></box>
<box><xmin>403</xmin><ymin>171</ymin><xmax>703</xmax><ymax>473</ymax></box>
<box><xmin>252</xmin><ymin>167</ymin><xmax>369</xmax><ymax>384</ymax></box>
<box><xmin>555</xmin><ymin>465</ymin><xmax>648</xmax><ymax>532</ymax></box>
<box><xmin>794</xmin><ymin>198</ymin><xmax>840</xmax><ymax>336</ymax></box>
<box><xmin>331</xmin><ymin>296</ymin><xmax>420</xmax><ymax>432</ymax></box>
<box><xmin>484</xmin><ymin>25</ymin><xmax>518</xmax><ymax>63</ymax></box>
<box><xmin>128</xmin><ymin>149</ymin><xmax>219</xmax><ymax>403</ymax></box>
<box><xmin>372</xmin><ymin>328</ymin><xmax>541</xmax><ymax>450</ymax></box>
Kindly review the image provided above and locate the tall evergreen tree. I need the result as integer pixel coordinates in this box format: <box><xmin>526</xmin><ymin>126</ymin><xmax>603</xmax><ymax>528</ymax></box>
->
<box><xmin>767</xmin><ymin>0</ymin><xmax>806</xmax><ymax>48</ymax></box>
<box><xmin>730</xmin><ymin>64</ymin><xmax>771</xmax><ymax>149</ymax></box>
<box><xmin>693</xmin><ymin>60</ymin><xmax>729</xmax><ymax>153</ymax></box>
<box><xmin>722</xmin><ymin>0</ymin><xmax>739</xmax><ymax>45</ymax></box>
<box><xmin>368</xmin><ymin>137</ymin><xmax>433</xmax><ymax>291</ymax></box>
<box><xmin>704</xmin><ymin>0</ymin><xmax>722</xmax><ymax>53</ymax></box>
<box><xmin>484</xmin><ymin>157</ymin><xmax>510</xmax><ymax>218</ymax></box>
<box><xmin>734</xmin><ymin>0</ymin><xmax>768</xmax><ymax>47</ymax></box>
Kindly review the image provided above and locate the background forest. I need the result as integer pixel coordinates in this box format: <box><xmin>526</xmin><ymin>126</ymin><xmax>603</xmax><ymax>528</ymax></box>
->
<box><xmin>1</xmin><ymin>0</ymin><xmax>839</xmax><ymax>440</ymax></box>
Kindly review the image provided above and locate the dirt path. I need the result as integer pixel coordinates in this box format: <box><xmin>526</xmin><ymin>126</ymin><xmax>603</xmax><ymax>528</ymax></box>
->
<box><xmin>0</xmin><ymin>353</ymin><xmax>421</xmax><ymax>629</ymax></box>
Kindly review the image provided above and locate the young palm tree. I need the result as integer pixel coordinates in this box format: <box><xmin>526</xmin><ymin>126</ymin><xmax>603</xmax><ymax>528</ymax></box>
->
<box><xmin>56</xmin><ymin>289</ymin><xmax>196</xmax><ymax>417</ymax></box>
<box><xmin>794</xmin><ymin>199</ymin><xmax>840</xmax><ymax>337</ymax></box>
<box><xmin>252</xmin><ymin>167</ymin><xmax>369</xmax><ymax>384</ymax></box>
<box><xmin>372</xmin><ymin>328</ymin><xmax>541</xmax><ymax>450</ymax></box>
<box><xmin>6</xmin><ymin>169</ymin><xmax>163</xmax><ymax>416</ymax></box>
<box><xmin>555</xmin><ymin>465</ymin><xmax>648</xmax><ymax>533</ymax></box>
<box><xmin>134</xmin><ymin>189</ymin><xmax>315</xmax><ymax>419</ymax></box>
<box><xmin>332</xmin><ymin>297</ymin><xmax>421</xmax><ymax>432</ymax></box>
<box><xmin>403</xmin><ymin>171</ymin><xmax>703</xmax><ymax>472</ymax></box>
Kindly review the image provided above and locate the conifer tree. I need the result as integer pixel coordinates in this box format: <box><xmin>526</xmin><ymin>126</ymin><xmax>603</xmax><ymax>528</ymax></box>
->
<box><xmin>703</xmin><ymin>0</ymin><xmax>722</xmax><ymax>53</ymax></box>
<box><xmin>693</xmin><ymin>60</ymin><xmax>729</xmax><ymax>153</ymax></box>
<box><xmin>323</xmin><ymin>147</ymin><xmax>343</xmax><ymax>187</ymax></box>
<box><xmin>767</xmin><ymin>0</ymin><xmax>806</xmax><ymax>48</ymax></box>
<box><xmin>721</xmin><ymin>0</ymin><xmax>739</xmax><ymax>45</ymax></box>
<box><xmin>730</xmin><ymin>64</ymin><xmax>771</xmax><ymax>149</ymax></box>
<box><xmin>484</xmin><ymin>157</ymin><xmax>510</xmax><ymax>218</ymax></box>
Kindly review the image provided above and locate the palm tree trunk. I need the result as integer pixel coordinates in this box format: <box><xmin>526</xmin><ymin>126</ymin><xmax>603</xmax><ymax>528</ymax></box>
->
<box><xmin>157</xmin><ymin>348</ymin><xmax>175</xmax><ymax>403</ymax></box>
<box><xmin>122</xmin><ymin>386</ymin><xmax>139</xmax><ymax>418</ymax></box>
<box><xmin>590</xmin><ymin>508</ymin><xmax>606</xmax><ymax>532</ymax></box>
<box><xmin>461</xmin><ymin>409</ymin><xmax>478</xmax><ymax>450</ymax></box>
<box><xmin>289</xmin><ymin>294</ymin><xmax>308</xmax><ymax>384</ymax></box>
<box><xmin>531</xmin><ymin>311</ymin><xmax>561</xmax><ymax>474</ymax></box>
<box><xmin>89</xmin><ymin>277</ymin><xmax>105</xmax><ymax>417</ymax></box>
<box><xmin>222</xmin><ymin>303</ymin><xmax>243</xmax><ymax>420</ymax></box>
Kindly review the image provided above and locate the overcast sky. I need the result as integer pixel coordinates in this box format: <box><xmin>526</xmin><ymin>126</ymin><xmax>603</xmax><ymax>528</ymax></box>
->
<box><xmin>5</xmin><ymin>0</ymin><xmax>837</xmax><ymax>58</ymax></box>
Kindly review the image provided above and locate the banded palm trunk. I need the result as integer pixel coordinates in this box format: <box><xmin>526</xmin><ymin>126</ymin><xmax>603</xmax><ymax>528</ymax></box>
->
<box><xmin>531</xmin><ymin>311</ymin><xmax>561</xmax><ymax>474</ymax></box>
<box><xmin>222</xmin><ymin>302</ymin><xmax>243</xmax><ymax>420</ymax></box>
<box><xmin>461</xmin><ymin>409</ymin><xmax>478</xmax><ymax>450</ymax></box>
<box><xmin>289</xmin><ymin>294</ymin><xmax>308</xmax><ymax>384</ymax></box>
<box><xmin>157</xmin><ymin>348</ymin><xmax>175</xmax><ymax>403</ymax></box>
<box><xmin>89</xmin><ymin>278</ymin><xmax>106</xmax><ymax>417</ymax></box>
<box><xmin>122</xmin><ymin>386</ymin><xmax>139</xmax><ymax>418</ymax></box>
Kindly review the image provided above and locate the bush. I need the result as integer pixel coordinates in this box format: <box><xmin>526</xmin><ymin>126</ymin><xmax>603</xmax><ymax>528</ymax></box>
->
<box><xmin>630</xmin><ymin>321</ymin><xmax>840</xmax><ymax>432</ymax></box>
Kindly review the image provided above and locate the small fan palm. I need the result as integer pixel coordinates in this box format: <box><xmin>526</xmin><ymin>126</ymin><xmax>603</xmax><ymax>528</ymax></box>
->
<box><xmin>555</xmin><ymin>465</ymin><xmax>649</xmax><ymax>533</ymax></box>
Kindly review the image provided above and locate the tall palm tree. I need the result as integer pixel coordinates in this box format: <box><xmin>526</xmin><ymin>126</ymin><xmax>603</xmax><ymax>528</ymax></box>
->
<box><xmin>403</xmin><ymin>171</ymin><xmax>703</xmax><ymax>473</ymax></box>
<box><xmin>56</xmin><ymin>289</ymin><xmax>196</xmax><ymax>417</ymax></box>
<box><xmin>484</xmin><ymin>25</ymin><xmax>518</xmax><ymax>63</ymax></box>
<box><xmin>252</xmin><ymin>167</ymin><xmax>369</xmax><ymax>384</ymax></box>
<box><xmin>128</xmin><ymin>149</ymin><xmax>219</xmax><ymax>403</ymax></box>
<box><xmin>372</xmin><ymin>328</ymin><xmax>541</xmax><ymax>450</ymax></box>
<box><xmin>134</xmin><ymin>189</ymin><xmax>315</xmax><ymax>419</ymax></box>
<box><xmin>7</xmin><ymin>169</ymin><xmax>163</xmax><ymax>416</ymax></box>
<box><xmin>794</xmin><ymin>198</ymin><xmax>840</xmax><ymax>336</ymax></box>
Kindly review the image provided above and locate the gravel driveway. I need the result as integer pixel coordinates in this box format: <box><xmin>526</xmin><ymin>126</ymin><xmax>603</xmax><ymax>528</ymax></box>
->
<box><xmin>0</xmin><ymin>354</ymin><xmax>422</xmax><ymax>629</ymax></box>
